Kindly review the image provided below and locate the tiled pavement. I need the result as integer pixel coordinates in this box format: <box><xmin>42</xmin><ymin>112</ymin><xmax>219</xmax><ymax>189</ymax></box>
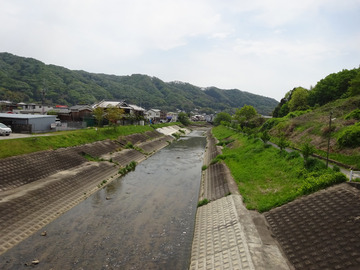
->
<box><xmin>265</xmin><ymin>183</ymin><xmax>360</xmax><ymax>270</ymax></box>
<box><xmin>190</xmin><ymin>195</ymin><xmax>255</xmax><ymax>270</ymax></box>
<box><xmin>190</xmin><ymin>131</ymin><xmax>289</xmax><ymax>270</ymax></box>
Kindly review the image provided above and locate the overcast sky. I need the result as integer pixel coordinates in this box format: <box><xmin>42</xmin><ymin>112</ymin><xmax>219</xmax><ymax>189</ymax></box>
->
<box><xmin>1</xmin><ymin>0</ymin><xmax>360</xmax><ymax>101</ymax></box>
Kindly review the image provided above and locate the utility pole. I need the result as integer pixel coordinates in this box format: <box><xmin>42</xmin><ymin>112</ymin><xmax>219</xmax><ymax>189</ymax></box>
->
<box><xmin>326</xmin><ymin>111</ymin><xmax>333</xmax><ymax>168</ymax></box>
<box><xmin>41</xmin><ymin>80</ymin><xmax>46</xmax><ymax>115</ymax></box>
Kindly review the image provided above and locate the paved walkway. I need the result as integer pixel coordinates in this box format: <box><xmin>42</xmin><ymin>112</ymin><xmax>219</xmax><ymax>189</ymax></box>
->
<box><xmin>190</xmin><ymin>130</ymin><xmax>290</xmax><ymax>270</ymax></box>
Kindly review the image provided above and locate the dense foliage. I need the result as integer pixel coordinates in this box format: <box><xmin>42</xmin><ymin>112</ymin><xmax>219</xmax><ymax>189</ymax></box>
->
<box><xmin>213</xmin><ymin>112</ymin><xmax>232</xmax><ymax>126</ymax></box>
<box><xmin>273</xmin><ymin>68</ymin><xmax>360</xmax><ymax>117</ymax></box>
<box><xmin>0</xmin><ymin>52</ymin><xmax>278</xmax><ymax>115</ymax></box>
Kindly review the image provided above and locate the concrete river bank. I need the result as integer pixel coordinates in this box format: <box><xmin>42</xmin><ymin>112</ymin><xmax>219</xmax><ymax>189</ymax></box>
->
<box><xmin>0</xmin><ymin>130</ymin><xmax>207</xmax><ymax>269</ymax></box>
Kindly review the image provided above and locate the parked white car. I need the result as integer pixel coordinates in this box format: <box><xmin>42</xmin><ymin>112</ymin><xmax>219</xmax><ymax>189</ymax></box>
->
<box><xmin>0</xmin><ymin>123</ymin><xmax>12</xmax><ymax>136</ymax></box>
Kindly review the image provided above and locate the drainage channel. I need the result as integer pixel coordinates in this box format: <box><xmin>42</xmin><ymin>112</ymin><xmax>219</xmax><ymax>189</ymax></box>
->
<box><xmin>0</xmin><ymin>130</ymin><xmax>207</xmax><ymax>270</ymax></box>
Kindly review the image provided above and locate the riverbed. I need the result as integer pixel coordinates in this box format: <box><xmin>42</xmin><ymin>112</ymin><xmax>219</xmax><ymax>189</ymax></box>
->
<box><xmin>0</xmin><ymin>130</ymin><xmax>207</xmax><ymax>270</ymax></box>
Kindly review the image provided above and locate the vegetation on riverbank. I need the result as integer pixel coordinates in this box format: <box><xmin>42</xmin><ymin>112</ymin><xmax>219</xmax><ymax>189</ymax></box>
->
<box><xmin>212</xmin><ymin>125</ymin><xmax>347</xmax><ymax>212</ymax></box>
<box><xmin>0</xmin><ymin>123</ymin><xmax>178</xmax><ymax>159</ymax></box>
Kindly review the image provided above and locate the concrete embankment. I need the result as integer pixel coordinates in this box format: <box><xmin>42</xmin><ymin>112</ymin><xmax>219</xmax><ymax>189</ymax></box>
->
<box><xmin>190</xmin><ymin>130</ymin><xmax>290</xmax><ymax>270</ymax></box>
<box><xmin>0</xmin><ymin>126</ymin><xmax>189</xmax><ymax>256</ymax></box>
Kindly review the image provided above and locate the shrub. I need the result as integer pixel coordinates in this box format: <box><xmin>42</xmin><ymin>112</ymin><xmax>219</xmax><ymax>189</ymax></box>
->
<box><xmin>284</xmin><ymin>109</ymin><xmax>312</xmax><ymax>119</ymax></box>
<box><xmin>261</xmin><ymin>130</ymin><xmax>270</xmax><ymax>144</ymax></box>
<box><xmin>261</xmin><ymin>118</ymin><xmax>283</xmax><ymax>131</ymax></box>
<box><xmin>202</xmin><ymin>165</ymin><xmax>208</xmax><ymax>171</ymax></box>
<box><xmin>332</xmin><ymin>165</ymin><xmax>341</xmax><ymax>172</ymax></box>
<box><xmin>125</xmin><ymin>142</ymin><xmax>134</xmax><ymax>149</ymax></box>
<box><xmin>345</xmin><ymin>109</ymin><xmax>360</xmax><ymax>120</ymax></box>
<box><xmin>305</xmin><ymin>157</ymin><xmax>327</xmax><ymax>171</ymax></box>
<box><xmin>119</xmin><ymin>161</ymin><xmax>137</xmax><ymax>175</ymax></box>
<box><xmin>216</xmin><ymin>139</ymin><xmax>235</xmax><ymax>147</ymax></box>
<box><xmin>286</xmin><ymin>151</ymin><xmax>301</xmax><ymax>160</ymax></box>
<box><xmin>277</xmin><ymin>133</ymin><xmax>289</xmax><ymax>152</ymax></box>
<box><xmin>197</xmin><ymin>198</ymin><xmax>210</xmax><ymax>207</ymax></box>
<box><xmin>298</xmin><ymin>172</ymin><xmax>347</xmax><ymax>195</ymax></box>
<box><xmin>178</xmin><ymin>112</ymin><xmax>191</xmax><ymax>126</ymax></box>
<box><xmin>337</xmin><ymin>123</ymin><xmax>360</xmax><ymax>148</ymax></box>
<box><xmin>301</xmin><ymin>140</ymin><xmax>315</xmax><ymax>166</ymax></box>
<box><xmin>210</xmin><ymin>154</ymin><xmax>227</xmax><ymax>164</ymax></box>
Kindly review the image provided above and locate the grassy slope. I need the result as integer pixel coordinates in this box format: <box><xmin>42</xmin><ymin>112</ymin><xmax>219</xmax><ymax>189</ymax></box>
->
<box><xmin>212</xmin><ymin>126</ymin><xmax>346</xmax><ymax>212</ymax></box>
<box><xmin>0</xmin><ymin>124</ymin><xmax>179</xmax><ymax>159</ymax></box>
<box><xmin>269</xmin><ymin>96</ymin><xmax>360</xmax><ymax>169</ymax></box>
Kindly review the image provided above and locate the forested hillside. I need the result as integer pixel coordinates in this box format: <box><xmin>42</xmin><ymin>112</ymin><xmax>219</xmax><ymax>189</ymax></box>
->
<box><xmin>273</xmin><ymin>67</ymin><xmax>360</xmax><ymax>117</ymax></box>
<box><xmin>266</xmin><ymin>67</ymin><xmax>360</xmax><ymax>169</ymax></box>
<box><xmin>0</xmin><ymin>52</ymin><xmax>278</xmax><ymax>115</ymax></box>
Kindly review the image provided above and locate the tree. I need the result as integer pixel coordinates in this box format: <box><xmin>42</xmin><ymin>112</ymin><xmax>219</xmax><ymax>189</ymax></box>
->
<box><xmin>308</xmin><ymin>68</ymin><xmax>359</xmax><ymax>106</ymax></box>
<box><xmin>213</xmin><ymin>112</ymin><xmax>231</xmax><ymax>126</ymax></box>
<box><xmin>261</xmin><ymin>130</ymin><xmax>270</xmax><ymax>144</ymax></box>
<box><xmin>234</xmin><ymin>105</ymin><xmax>257</xmax><ymax>121</ymax></box>
<box><xmin>301</xmin><ymin>140</ymin><xmax>315</xmax><ymax>165</ymax></box>
<box><xmin>178</xmin><ymin>112</ymin><xmax>190</xmax><ymax>126</ymax></box>
<box><xmin>233</xmin><ymin>105</ymin><xmax>257</xmax><ymax>126</ymax></box>
<box><xmin>105</xmin><ymin>105</ymin><xmax>124</xmax><ymax>128</ymax></box>
<box><xmin>348</xmin><ymin>70</ymin><xmax>360</xmax><ymax>97</ymax></box>
<box><xmin>93</xmin><ymin>107</ymin><xmax>104</xmax><ymax>127</ymax></box>
<box><xmin>288</xmin><ymin>87</ymin><xmax>309</xmax><ymax>112</ymax></box>
<box><xmin>277</xmin><ymin>132</ymin><xmax>289</xmax><ymax>153</ymax></box>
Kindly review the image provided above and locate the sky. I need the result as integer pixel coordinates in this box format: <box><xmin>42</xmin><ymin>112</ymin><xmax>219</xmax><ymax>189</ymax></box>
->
<box><xmin>1</xmin><ymin>0</ymin><xmax>360</xmax><ymax>101</ymax></box>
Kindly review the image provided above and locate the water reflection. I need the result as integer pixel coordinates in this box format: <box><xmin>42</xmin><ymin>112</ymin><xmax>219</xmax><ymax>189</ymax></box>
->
<box><xmin>0</xmin><ymin>131</ymin><xmax>206</xmax><ymax>270</ymax></box>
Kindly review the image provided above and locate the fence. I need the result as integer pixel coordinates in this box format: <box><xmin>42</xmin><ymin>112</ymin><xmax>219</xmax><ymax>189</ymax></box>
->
<box><xmin>350</xmin><ymin>170</ymin><xmax>360</xmax><ymax>182</ymax></box>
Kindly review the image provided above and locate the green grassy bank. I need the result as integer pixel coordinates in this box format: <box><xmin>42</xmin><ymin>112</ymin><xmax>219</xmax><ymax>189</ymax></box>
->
<box><xmin>0</xmin><ymin>123</ymin><xmax>178</xmax><ymax>159</ymax></box>
<box><xmin>212</xmin><ymin>125</ymin><xmax>347</xmax><ymax>212</ymax></box>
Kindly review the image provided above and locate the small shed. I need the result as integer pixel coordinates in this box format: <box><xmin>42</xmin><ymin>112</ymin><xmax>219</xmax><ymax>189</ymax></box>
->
<box><xmin>0</xmin><ymin>113</ymin><xmax>56</xmax><ymax>133</ymax></box>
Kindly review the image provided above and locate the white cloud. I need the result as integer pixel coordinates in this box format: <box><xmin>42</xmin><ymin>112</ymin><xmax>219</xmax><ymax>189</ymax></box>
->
<box><xmin>1</xmin><ymin>0</ymin><xmax>359</xmax><ymax>101</ymax></box>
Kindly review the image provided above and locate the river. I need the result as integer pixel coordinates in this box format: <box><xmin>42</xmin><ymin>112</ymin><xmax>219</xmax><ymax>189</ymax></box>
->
<box><xmin>0</xmin><ymin>130</ymin><xmax>207</xmax><ymax>270</ymax></box>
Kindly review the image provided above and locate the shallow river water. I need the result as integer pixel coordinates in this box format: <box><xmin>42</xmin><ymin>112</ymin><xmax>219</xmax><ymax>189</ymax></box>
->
<box><xmin>1</xmin><ymin>130</ymin><xmax>207</xmax><ymax>270</ymax></box>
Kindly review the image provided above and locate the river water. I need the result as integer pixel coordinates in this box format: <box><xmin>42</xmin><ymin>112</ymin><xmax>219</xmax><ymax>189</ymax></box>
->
<box><xmin>1</xmin><ymin>130</ymin><xmax>207</xmax><ymax>270</ymax></box>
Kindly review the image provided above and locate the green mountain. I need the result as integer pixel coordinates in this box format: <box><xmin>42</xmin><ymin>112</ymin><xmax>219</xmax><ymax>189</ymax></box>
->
<box><xmin>0</xmin><ymin>52</ymin><xmax>278</xmax><ymax>115</ymax></box>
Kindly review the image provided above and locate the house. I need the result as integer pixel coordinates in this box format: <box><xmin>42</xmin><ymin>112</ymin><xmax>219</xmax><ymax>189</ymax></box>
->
<box><xmin>0</xmin><ymin>100</ymin><xmax>18</xmax><ymax>113</ymax></box>
<box><xmin>146</xmin><ymin>109</ymin><xmax>161</xmax><ymax>122</ymax></box>
<box><xmin>14</xmin><ymin>103</ymin><xmax>54</xmax><ymax>114</ymax></box>
<box><xmin>146</xmin><ymin>109</ymin><xmax>168</xmax><ymax>123</ymax></box>
<box><xmin>0</xmin><ymin>113</ymin><xmax>56</xmax><ymax>133</ymax></box>
<box><xmin>92</xmin><ymin>100</ymin><xmax>145</xmax><ymax>120</ymax></box>
<box><xmin>69</xmin><ymin>105</ymin><xmax>93</xmax><ymax>121</ymax></box>
<box><xmin>166</xmin><ymin>112</ymin><xmax>178</xmax><ymax>122</ymax></box>
<box><xmin>54</xmin><ymin>105</ymin><xmax>93</xmax><ymax>122</ymax></box>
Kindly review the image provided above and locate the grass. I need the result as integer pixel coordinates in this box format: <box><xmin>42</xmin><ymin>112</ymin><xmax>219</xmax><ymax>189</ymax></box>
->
<box><xmin>197</xmin><ymin>198</ymin><xmax>210</xmax><ymax>207</ymax></box>
<box><xmin>212</xmin><ymin>125</ymin><xmax>347</xmax><ymax>212</ymax></box>
<box><xmin>118</xmin><ymin>161</ymin><xmax>137</xmax><ymax>175</ymax></box>
<box><xmin>0</xmin><ymin>125</ymin><xmax>153</xmax><ymax>159</ymax></box>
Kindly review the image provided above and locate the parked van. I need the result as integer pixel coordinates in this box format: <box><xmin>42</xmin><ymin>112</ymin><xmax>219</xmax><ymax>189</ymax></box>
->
<box><xmin>0</xmin><ymin>123</ymin><xmax>12</xmax><ymax>136</ymax></box>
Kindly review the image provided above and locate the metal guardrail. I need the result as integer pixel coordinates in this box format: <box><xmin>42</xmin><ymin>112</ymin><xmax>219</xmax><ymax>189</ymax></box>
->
<box><xmin>350</xmin><ymin>170</ymin><xmax>360</xmax><ymax>182</ymax></box>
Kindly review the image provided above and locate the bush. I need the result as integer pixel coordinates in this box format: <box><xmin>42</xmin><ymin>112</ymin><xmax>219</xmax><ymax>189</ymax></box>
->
<box><xmin>332</xmin><ymin>165</ymin><xmax>341</xmax><ymax>172</ymax></box>
<box><xmin>178</xmin><ymin>112</ymin><xmax>191</xmax><ymax>126</ymax></box>
<box><xmin>125</xmin><ymin>142</ymin><xmax>134</xmax><ymax>149</ymax></box>
<box><xmin>284</xmin><ymin>110</ymin><xmax>311</xmax><ymax>119</ymax></box>
<box><xmin>261</xmin><ymin>130</ymin><xmax>270</xmax><ymax>144</ymax></box>
<box><xmin>337</xmin><ymin>123</ymin><xmax>360</xmax><ymax>148</ymax></box>
<box><xmin>286</xmin><ymin>151</ymin><xmax>301</xmax><ymax>160</ymax></box>
<box><xmin>345</xmin><ymin>109</ymin><xmax>360</xmax><ymax>120</ymax></box>
<box><xmin>210</xmin><ymin>154</ymin><xmax>227</xmax><ymax>164</ymax></box>
<box><xmin>197</xmin><ymin>198</ymin><xmax>210</xmax><ymax>207</ymax></box>
<box><xmin>298</xmin><ymin>172</ymin><xmax>347</xmax><ymax>195</ymax></box>
<box><xmin>305</xmin><ymin>157</ymin><xmax>327</xmax><ymax>171</ymax></box>
<box><xmin>119</xmin><ymin>161</ymin><xmax>137</xmax><ymax>175</ymax></box>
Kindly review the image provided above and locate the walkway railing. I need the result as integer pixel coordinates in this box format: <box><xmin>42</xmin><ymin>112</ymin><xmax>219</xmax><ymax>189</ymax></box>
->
<box><xmin>350</xmin><ymin>170</ymin><xmax>360</xmax><ymax>182</ymax></box>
